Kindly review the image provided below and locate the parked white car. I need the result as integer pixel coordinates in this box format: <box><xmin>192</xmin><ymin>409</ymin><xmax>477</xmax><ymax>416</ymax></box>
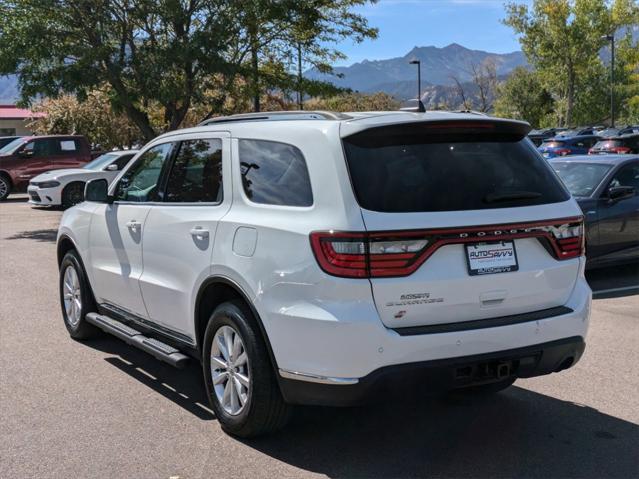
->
<box><xmin>56</xmin><ymin>111</ymin><xmax>591</xmax><ymax>437</ymax></box>
<box><xmin>28</xmin><ymin>150</ymin><xmax>138</xmax><ymax>208</ymax></box>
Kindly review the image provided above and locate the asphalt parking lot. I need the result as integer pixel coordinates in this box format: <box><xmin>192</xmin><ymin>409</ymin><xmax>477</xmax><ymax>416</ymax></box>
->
<box><xmin>1</xmin><ymin>196</ymin><xmax>638</xmax><ymax>479</ymax></box>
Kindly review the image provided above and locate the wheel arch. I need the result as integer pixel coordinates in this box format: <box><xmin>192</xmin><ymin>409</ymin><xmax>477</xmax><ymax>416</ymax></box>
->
<box><xmin>57</xmin><ymin>234</ymin><xmax>79</xmax><ymax>266</ymax></box>
<box><xmin>194</xmin><ymin>276</ymin><xmax>279</xmax><ymax>372</ymax></box>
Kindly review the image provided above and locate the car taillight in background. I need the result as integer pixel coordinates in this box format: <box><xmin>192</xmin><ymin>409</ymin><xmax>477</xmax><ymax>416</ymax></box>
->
<box><xmin>310</xmin><ymin>217</ymin><xmax>585</xmax><ymax>278</ymax></box>
<box><xmin>609</xmin><ymin>146</ymin><xmax>632</xmax><ymax>154</ymax></box>
<box><xmin>555</xmin><ymin>148</ymin><xmax>571</xmax><ymax>156</ymax></box>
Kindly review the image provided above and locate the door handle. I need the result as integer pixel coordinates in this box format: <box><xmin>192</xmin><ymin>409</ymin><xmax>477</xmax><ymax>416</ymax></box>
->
<box><xmin>126</xmin><ymin>220</ymin><xmax>141</xmax><ymax>230</ymax></box>
<box><xmin>190</xmin><ymin>226</ymin><xmax>209</xmax><ymax>239</ymax></box>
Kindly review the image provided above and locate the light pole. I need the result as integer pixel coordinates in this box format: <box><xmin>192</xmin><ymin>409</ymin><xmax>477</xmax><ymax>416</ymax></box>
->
<box><xmin>409</xmin><ymin>59</ymin><xmax>421</xmax><ymax>103</ymax></box>
<box><xmin>601</xmin><ymin>34</ymin><xmax>615</xmax><ymax>128</ymax></box>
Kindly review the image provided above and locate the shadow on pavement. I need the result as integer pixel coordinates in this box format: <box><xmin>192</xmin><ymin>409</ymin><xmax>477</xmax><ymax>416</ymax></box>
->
<box><xmin>587</xmin><ymin>262</ymin><xmax>639</xmax><ymax>299</ymax></box>
<box><xmin>245</xmin><ymin>389</ymin><xmax>639</xmax><ymax>479</ymax></box>
<box><xmin>87</xmin><ymin>336</ymin><xmax>214</xmax><ymax>421</ymax></box>
<box><xmin>86</xmin><ymin>337</ymin><xmax>638</xmax><ymax>478</ymax></box>
<box><xmin>0</xmin><ymin>195</ymin><xmax>28</xmax><ymax>203</ymax></box>
<box><xmin>4</xmin><ymin>228</ymin><xmax>58</xmax><ymax>243</ymax></box>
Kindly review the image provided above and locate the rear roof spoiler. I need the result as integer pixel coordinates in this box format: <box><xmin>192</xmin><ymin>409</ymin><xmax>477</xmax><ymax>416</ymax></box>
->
<box><xmin>341</xmin><ymin>118</ymin><xmax>532</xmax><ymax>147</ymax></box>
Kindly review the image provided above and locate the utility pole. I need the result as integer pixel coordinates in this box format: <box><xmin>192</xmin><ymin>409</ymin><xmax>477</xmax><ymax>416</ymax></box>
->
<box><xmin>297</xmin><ymin>42</ymin><xmax>303</xmax><ymax>110</ymax></box>
<box><xmin>601</xmin><ymin>34</ymin><xmax>615</xmax><ymax>128</ymax></box>
<box><xmin>409</xmin><ymin>59</ymin><xmax>421</xmax><ymax>103</ymax></box>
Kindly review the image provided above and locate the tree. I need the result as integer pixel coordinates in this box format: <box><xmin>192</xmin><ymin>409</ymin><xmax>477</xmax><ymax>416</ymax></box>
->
<box><xmin>503</xmin><ymin>0</ymin><xmax>612</xmax><ymax>126</ymax></box>
<box><xmin>494</xmin><ymin>67</ymin><xmax>554</xmax><ymax>128</ymax></box>
<box><xmin>0</xmin><ymin>0</ymin><xmax>377</xmax><ymax>140</ymax></box>
<box><xmin>27</xmin><ymin>88</ymin><xmax>143</xmax><ymax>149</ymax></box>
<box><xmin>305</xmin><ymin>92</ymin><xmax>400</xmax><ymax>112</ymax></box>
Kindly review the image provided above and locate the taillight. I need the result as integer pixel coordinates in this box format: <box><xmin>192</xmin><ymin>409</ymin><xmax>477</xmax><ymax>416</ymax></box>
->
<box><xmin>610</xmin><ymin>146</ymin><xmax>631</xmax><ymax>154</ymax></box>
<box><xmin>310</xmin><ymin>217</ymin><xmax>585</xmax><ymax>279</ymax></box>
<box><xmin>310</xmin><ymin>232</ymin><xmax>429</xmax><ymax>278</ymax></box>
<box><xmin>548</xmin><ymin>221</ymin><xmax>585</xmax><ymax>259</ymax></box>
<box><xmin>588</xmin><ymin>147</ymin><xmax>595</xmax><ymax>154</ymax></box>
<box><xmin>310</xmin><ymin>232</ymin><xmax>368</xmax><ymax>278</ymax></box>
<box><xmin>555</xmin><ymin>148</ymin><xmax>571</xmax><ymax>156</ymax></box>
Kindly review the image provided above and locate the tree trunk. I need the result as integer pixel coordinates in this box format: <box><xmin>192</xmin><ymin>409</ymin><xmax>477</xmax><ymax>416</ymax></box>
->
<box><xmin>565</xmin><ymin>68</ymin><xmax>575</xmax><ymax>127</ymax></box>
<box><xmin>249</xmin><ymin>24</ymin><xmax>260</xmax><ymax>113</ymax></box>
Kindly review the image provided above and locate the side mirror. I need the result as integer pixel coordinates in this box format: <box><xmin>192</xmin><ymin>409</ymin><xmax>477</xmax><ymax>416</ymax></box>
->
<box><xmin>85</xmin><ymin>178</ymin><xmax>112</xmax><ymax>203</ymax></box>
<box><xmin>607</xmin><ymin>185</ymin><xmax>635</xmax><ymax>203</ymax></box>
<box><xmin>105</xmin><ymin>164</ymin><xmax>119</xmax><ymax>171</ymax></box>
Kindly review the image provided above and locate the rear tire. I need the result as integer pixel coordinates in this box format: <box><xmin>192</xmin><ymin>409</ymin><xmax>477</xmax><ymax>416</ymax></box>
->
<box><xmin>202</xmin><ymin>301</ymin><xmax>290</xmax><ymax>437</ymax></box>
<box><xmin>0</xmin><ymin>174</ymin><xmax>11</xmax><ymax>201</ymax></box>
<box><xmin>61</xmin><ymin>181</ymin><xmax>85</xmax><ymax>209</ymax></box>
<box><xmin>59</xmin><ymin>250</ymin><xmax>100</xmax><ymax>340</ymax></box>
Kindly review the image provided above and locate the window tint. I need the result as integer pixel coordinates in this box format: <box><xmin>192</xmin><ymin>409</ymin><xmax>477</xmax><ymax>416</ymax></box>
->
<box><xmin>238</xmin><ymin>139</ymin><xmax>313</xmax><ymax>206</ymax></box>
<box><xmin>552</xmin><ymin>162</ymin><xmax>611</xmax><ymax>197</ymax></box>
<box><xmin>609</xmin><ymin>164</ymin><xmax>639</xmax><ymax>190</ymax></box>
<box><xmin>113</xmin><ymin>153</ymin><xmax>135</xmax><ymax>170</ymax></box>
<box><xmin>343</xmin><ymin>127</ymin><xmax>569</xmax><ymax>212</ymax></box>
<box><xmin>115</xmin><ymin>143</ymin><xmax>173</xmax><ymax>202</ymax></box>
<box><xmin>25</xmin><ymin>139</ymin><xmax>58</xmax><ymax>156</ymax></box>
<box><xmin>165</xmin><ymin>139</ymin><xmax>223</xmax><ymax>203</ymax></box>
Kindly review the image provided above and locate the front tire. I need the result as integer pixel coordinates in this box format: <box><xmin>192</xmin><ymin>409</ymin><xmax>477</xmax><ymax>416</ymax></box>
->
<box><xmin>0</xmin><ymin>174</ymin><xmax>11</xmax><ymax>201</ymax></box>
<box><xmin>61</xmin><ymin>181</ymin><xmax>85</xmax><ymax>209</ymax></box>
<box><xmin>59</xmin><ymin>250</ymin><xmax>100</xmax><ymax>339</ymax></box>
<box><xmin>202</xmin><ymin>301</ymin><xmax>290</xmax><ymax>437</ymax></box>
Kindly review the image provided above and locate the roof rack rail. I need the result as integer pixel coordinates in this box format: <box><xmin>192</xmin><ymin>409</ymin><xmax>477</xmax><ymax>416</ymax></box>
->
<box><xmin>198</xmin><ymin>110</ymin><xmax>350</xmax><ymax>126</ymax></box>
<box><xmin>453</xmin><ymin>109</ymin><xmax>488</xmax><ymax>116</ymax></box>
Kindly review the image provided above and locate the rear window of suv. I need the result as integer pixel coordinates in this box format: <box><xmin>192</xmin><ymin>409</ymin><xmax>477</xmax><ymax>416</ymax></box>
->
<box><xmin>342</xmin><ymin>122</ymin><xmax>569</xmax><ymax>212</ymax></box>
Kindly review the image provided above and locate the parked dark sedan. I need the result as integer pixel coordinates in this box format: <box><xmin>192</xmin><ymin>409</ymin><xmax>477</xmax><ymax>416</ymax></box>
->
<box><xmin>551</xmin><ymin>155</ymin><xmax>639</xmax><ymax>268</ymax></box>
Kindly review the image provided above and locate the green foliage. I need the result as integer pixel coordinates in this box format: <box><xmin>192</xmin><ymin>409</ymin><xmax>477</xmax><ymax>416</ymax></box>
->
<box><xmin>27</xmin><ymin>89</ymin><xmax>143</xmax><ymax>149</ymax></box>
<box><xmin>503</xmin><ymin>0</ymin><xmax>611</xmax><ymax>126</ymax></box>
<box><xmin>0</xmin><ymin>0</ymin><xmax>377</xmax><ymax>140</ymax></box>
<box><xmin>305</xmin><ymin>92</ymin><xmax>400</xmax><ymax>112</ymax></box>
<box><xmin>493</xmin><ymin>67</ymin><xmax>554</xmax><ymax>128</ymax></box>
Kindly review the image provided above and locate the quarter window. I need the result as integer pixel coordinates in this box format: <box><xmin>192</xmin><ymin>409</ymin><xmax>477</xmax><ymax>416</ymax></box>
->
<box><xmin>165</xmin><ymin>139</ymin><xmax>223</xmax><ymax>203</ymax></box>
<box><xmin>238</xmin><ymin>139</ymin><xmax>313</xmax><ymax>207</ymax></box>
<box><xmin>115</xmin><ymin>143</ymin><xmax>173</xmax><ymax>202</ymax></box>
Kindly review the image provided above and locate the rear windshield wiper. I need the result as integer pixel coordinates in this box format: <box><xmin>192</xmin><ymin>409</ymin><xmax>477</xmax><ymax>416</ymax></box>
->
<box><xmin>484</xmin><ymin>191</ymin><xmax>542</xmax><ymax>203</ymax></box>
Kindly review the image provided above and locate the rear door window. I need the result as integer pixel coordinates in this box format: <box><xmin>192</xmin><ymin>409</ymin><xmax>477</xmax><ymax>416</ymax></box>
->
<box><xmin>342</xmin><ymin>123</ymin><xmax>569</xmax><ymax>212</ymax></box>
<box><xmin>238</xmin><ymin>139</ymin><xmax>313</xmax><ymax>206</ymax></box>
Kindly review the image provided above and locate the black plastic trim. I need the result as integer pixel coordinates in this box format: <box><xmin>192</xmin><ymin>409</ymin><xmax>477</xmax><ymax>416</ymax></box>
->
<box><xmin>279</xmin><ymin>336</ymin><xmax>585</xmax><ymax>406</ymax></box>
<box><xmin>194</xmin><ymin>276</ymin><xmax>280</xmax><ymax>372</ymax></box>
<box><xmin>98</xmin><ymin>303</ymin><xmax>199</xmax><ymax>359</ymax></box>
<box><xmin>391</xmin><ymin>306</ymin><xmax>573</xmax><ymax>336</ymax></box>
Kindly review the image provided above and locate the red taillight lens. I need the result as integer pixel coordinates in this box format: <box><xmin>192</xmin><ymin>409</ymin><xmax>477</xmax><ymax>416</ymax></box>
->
<box><xmin>310</xmin><ymin>218</ymin><xmax>585</xmax><ymax>279</ymax></box>
<box><xmin>588</xmin><ymin>148</ymin><xmax>595</xmax><ymax>154</ymax></box>
<box><xmin>310</xmin><ymin>232</ymin><xmax>429</xmax><ymax>278</ymax></box>
<box><xmin>547</xmin><ymin>221</ymin><xmax>585</xmax><ymax>259</ymax></box>
<box><xmin>611</xmin><ymin>146</ymin><xmax>631</xmax><ymax>154</ymax></box>
<box><xmin>310</xmin><ymin>232</ymin><xmax>368</xmax><ymax>278</ymax></box>
<box><xmin>555</xmin><ymin>148</ymin><xmax>571</xmax><ymax>156</ymax></box>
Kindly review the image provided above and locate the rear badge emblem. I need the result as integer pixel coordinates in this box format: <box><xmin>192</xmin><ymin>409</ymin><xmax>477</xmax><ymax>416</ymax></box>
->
<box><xmin>394</xmin><ymin>310</ymin><xmax>406</xmax><ymax>319</ymax></box>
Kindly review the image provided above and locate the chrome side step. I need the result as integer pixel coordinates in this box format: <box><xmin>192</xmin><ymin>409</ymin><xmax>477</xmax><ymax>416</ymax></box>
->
<box><xmin>86</xmin><ymin>313</ymin><xmax>189</xmax><ymax>369</ymax></box>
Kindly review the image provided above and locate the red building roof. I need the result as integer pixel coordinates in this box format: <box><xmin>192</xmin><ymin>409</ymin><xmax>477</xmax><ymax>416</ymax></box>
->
<box><xmin>0</xmin><ymin>104</ymin><xmax>46</xmax><ymax>120</ymax></box>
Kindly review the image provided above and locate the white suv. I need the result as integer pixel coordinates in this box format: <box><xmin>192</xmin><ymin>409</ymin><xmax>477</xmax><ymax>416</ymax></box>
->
<box><xmin>57</xmin><ymin>111</ymin><xmax>591</xmax><ymax>437</ymax></box>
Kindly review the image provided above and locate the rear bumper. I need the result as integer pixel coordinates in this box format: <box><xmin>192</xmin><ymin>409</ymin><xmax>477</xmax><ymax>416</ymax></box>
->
<box><xmin>280</xmin><ymin>336</ymin><xmax>585</xmax><ymax>406</ymax></box>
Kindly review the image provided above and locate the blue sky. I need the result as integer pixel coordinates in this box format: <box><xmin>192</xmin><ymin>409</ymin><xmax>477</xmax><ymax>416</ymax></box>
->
<box><xmin>334</xmin><ymin>0</ymin><xmax>534</xmax><ymax>65</ymax></box>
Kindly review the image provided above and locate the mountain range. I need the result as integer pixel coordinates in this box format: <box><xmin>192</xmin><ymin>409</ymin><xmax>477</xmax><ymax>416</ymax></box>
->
<box><xmin>306</xmin><ymin>43</ymin><xmax>528</xmax><ymax>100</ymax></box>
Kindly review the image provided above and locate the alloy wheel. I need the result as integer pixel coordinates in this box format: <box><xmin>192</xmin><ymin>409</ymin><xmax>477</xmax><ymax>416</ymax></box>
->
<box><xmin>210</xmin><ymin>325</ymin><xmax>250</xmax><ymax>415</ymax></box>
<box><xmin>62</xmin><ymin>265</ymin><xmax>82</xmax><ymax>326</ymax></box>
